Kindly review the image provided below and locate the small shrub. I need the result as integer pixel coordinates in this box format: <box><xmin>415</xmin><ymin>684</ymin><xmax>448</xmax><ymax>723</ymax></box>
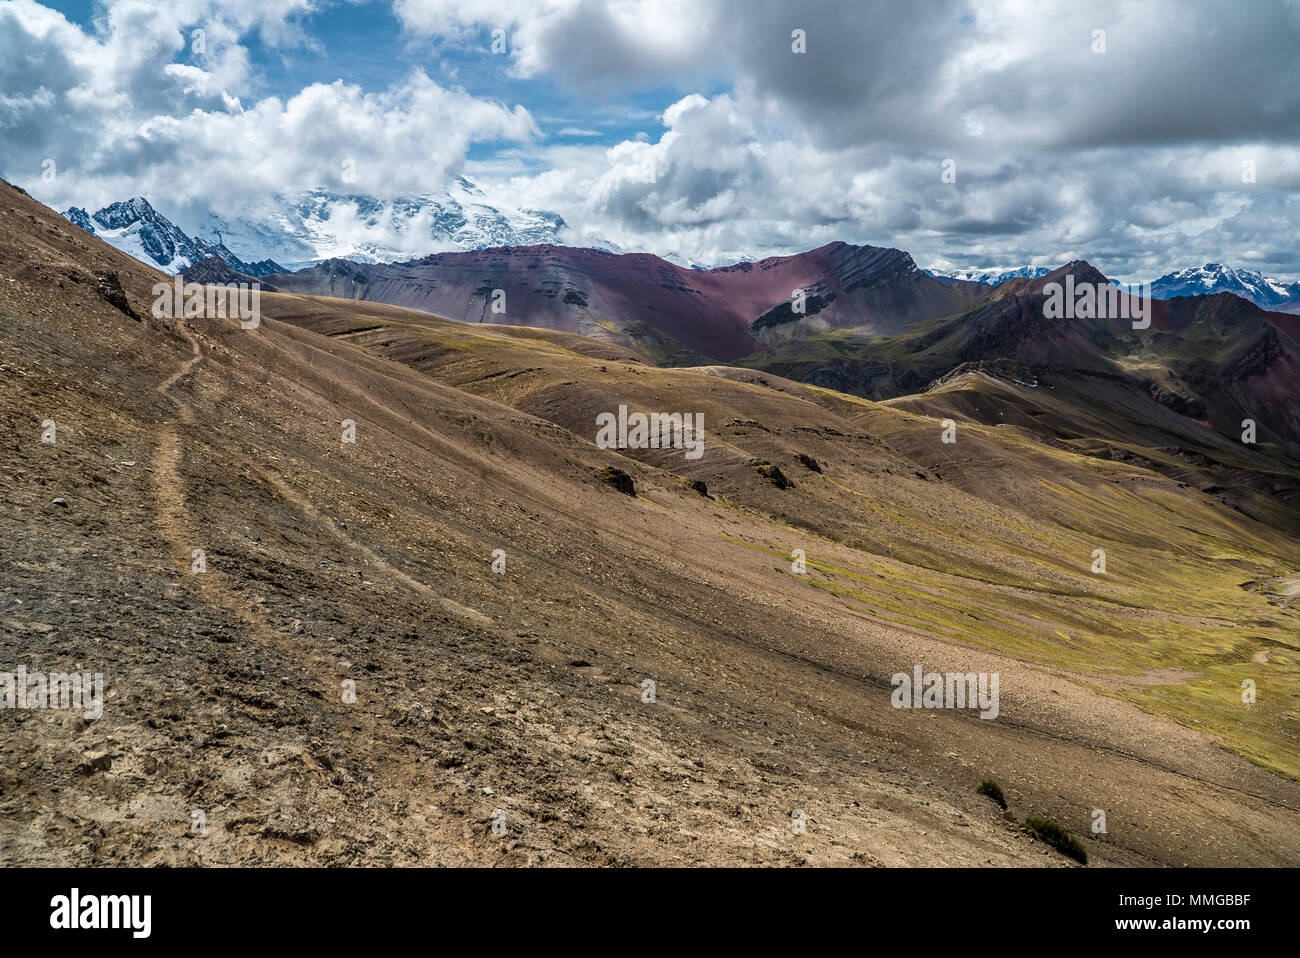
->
<box><xmin>977</xmin><ymin>780</ymin><xmax>1007</xmax><ymax>810</ymax></box>
<box><xmin>1023</xmin><ymin>816</ymin><xmax>1088</xmax><ymax>865</ymax></box>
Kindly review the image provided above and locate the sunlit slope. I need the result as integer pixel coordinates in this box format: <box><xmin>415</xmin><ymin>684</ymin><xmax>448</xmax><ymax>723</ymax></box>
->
<box><xmin>263</xmin><ymin>292</ymin><xmax>1300</xmax><ymax>782</ymax></box>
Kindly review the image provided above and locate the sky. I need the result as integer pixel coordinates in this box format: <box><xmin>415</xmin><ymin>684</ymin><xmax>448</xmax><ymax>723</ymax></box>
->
<box><xmin>2</xmin><ymin>0</ymin><xmax>1299</xmax><ymax>281</ymax></box>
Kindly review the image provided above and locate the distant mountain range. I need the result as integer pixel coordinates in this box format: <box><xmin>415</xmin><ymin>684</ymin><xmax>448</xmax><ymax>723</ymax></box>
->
<box><xmin>56</xmin><ymin>190</ymin><xmax>1300</xmax><ymax>318</ymax></box>
<box><xmin>746</xmin><ymin>258</ymin><xmax>1300</xmax><ymax>474</ymax></box>
<box><xmin>930</xmin><ymin>263</ymin><xmax>1300</xmax><ymax>311</ymax></box>
<box><xmin>263</xmin><ymin>241</ymin><xmax>985</xmax><ymax>363</ymax></box>
<box><xmin>928</xmin><ymin>266</ymin><xmax>1054</xmax><ymax>286</ymax></box>
<box><xmin>190</xmin><ymin>178</ymin><xmax>577</xmax><ymax>269</ymax></box>
<box><xmin>60</xmin><ymin>178</ymin><xmax>579</xmax><ymax>275</ymax></box>
<box><xmin>1145</xmin><ymin>263</ymin><xmax>1300</xmax><ymax>311</ymax></box>
<box><xmin>62</xmin><ymin>198</ymin><xmax>285</xmax><ymax>276</ymax></box>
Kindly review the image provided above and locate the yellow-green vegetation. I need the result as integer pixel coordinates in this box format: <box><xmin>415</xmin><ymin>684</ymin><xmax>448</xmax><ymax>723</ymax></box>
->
<box><xmin>977</xmin><ymin>780</ymin><xmax>1008</xmax><ymax>810</ymax></box>
<box><xmin>725</xmin><ymin>485</ymin><xmax>1300</xmax><ymax>781</ymax></box>
<box><xmin>1023</xmin><ymin>817</ymin><xmax>1088</xmax><ymax>864</ymax></box>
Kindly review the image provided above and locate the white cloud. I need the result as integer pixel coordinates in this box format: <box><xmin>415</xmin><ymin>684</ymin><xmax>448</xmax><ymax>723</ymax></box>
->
<box><xmin>395</xmin><ymin>0</ymin><xmax>716</xmax><ymax>85</ymax></box>
<box><xmin>483</xmin><ymin>95</ymin><xmax>1300</xmax><ymax>278</ymax></box>
<box><xmin>397</xmin><ymin>0</ymin><xmax>1300</xmax><ymax>152</ymax></box>
<box><xmin>2</xmin><ymin>0</ymin><xmax>536</xmax><ymax>213</ymax></box>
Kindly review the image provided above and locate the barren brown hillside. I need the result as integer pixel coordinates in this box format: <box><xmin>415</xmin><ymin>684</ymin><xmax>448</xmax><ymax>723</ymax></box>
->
<box><xmin>2</xmin><ymin>179</ymin><xmax>1297</xmax><ymax>867</ymax></box>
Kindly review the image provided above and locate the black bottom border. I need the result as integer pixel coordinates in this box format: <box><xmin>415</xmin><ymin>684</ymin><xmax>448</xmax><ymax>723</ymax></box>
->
<box><xmin>0</xmin><ymin>865</ymin><xmax>1284</xmax><ymax>944</ymax></box>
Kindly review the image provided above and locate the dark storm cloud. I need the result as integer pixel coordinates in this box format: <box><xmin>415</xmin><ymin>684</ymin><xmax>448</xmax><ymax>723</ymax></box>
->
<box><xmin>430</xmin><ymin>0</ymin><xmax>1300</xmax><ymax>151</ymax></box>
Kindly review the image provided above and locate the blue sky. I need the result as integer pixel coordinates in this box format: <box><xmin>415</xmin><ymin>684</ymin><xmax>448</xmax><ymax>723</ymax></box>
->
<box><xmin>43</xmin><ymin>0</ymin><xmax>703</xmax><ymax>163</ymax></box>
<box><xmin>5</xmin><ymin>0</ymin><xmax>1300</xmax><ymax>278</ymax></box>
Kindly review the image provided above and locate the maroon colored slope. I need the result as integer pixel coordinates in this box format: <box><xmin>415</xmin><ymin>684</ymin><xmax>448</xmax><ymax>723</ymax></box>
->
<box><xmin>265</xmin><ymin>241</ymin><xmax>983</xmax><ymax>362</ymax></box>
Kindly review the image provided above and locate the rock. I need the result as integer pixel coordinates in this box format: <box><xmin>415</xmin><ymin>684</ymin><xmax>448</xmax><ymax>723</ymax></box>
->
<box><xmin>795</xmin><ymin>453</ymin><xmax>822</xmax><ymax>473</ymax></box>
<box><xmin>688</xmin><ymin>479</ymin><xmax>709</xmax><ymax>497</ymax></box>
<box><xmin>94</xmin><ymin>270</ymin><xmax>140</xmax><ymax>320</ymax></box>
<box><xmin>77</xmin><ymin>753</ymin><xmax>113</xmax><ymax>776</ymax></box>
<box><xmin>596</xmin><ymin>467</ymin><xmax>636</xmax><ymax>496</ymax></box>
<box><xmin>752</xmin><ymin>461</ymin><xmax>794</xmax><ymax>489</ymax></box>
<box><xmin>258</xmin><ymin>824</ymin><xmax>320</xmax><ymax>846</ymax></box>
<box><xmin>52</xmin><ymin>497</ymin><xmax>67</xmax><ymax>507</ymax></box>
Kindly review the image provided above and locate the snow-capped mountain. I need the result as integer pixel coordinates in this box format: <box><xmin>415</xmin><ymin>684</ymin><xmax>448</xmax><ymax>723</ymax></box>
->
<box><xmin>61</xmin><ymin>197</ymin><xmax>284</xmax><ymax>276</ymax></box>
<box><xmin>193</xmin><ymin>177</ymin><xmax>579</xmax><ymax>271</ymax></box>
<box><xmin>61</xmin><ymin>178</ymin><xmax>582</xmax><ymax>274</ymax></box>
<box><xmin>927</xmin><ymin>266</ymin><xmax>1053</xmax><ymax>286</ymax></box>
<box><xmin>1147</xmin><ymin>263</ymin><xmax>1300</xmax><ymax>310</ymax></box>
